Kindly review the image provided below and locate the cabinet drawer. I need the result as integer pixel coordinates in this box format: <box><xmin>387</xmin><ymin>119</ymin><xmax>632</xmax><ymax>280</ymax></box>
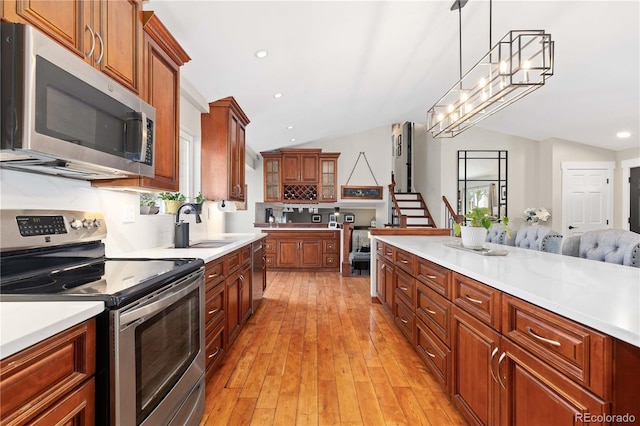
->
<box><xmin>205</xmin><ymin>321</ymin><xmax>225</xmax><ymax>372</ymax></box>
<box><xmin>416</xmin><ymin>318</ymin><xmax>451</xmax><ymax>393</ymax></box>
<box><xmin>224</xmin><ymin>249</ymin><xmax>241</xmax><ymax>274</ymax></box>
<box><xmin>323</xmin><ymin>254</ymin><xmax>339</xmax><ymax>268</ymax></box>
<box><xmin>323</xmin><ymin>239</ymin><xmax>338</xmax><ymax>253</ymax></box>
<box><xmin>376</xmin><ymin>240</ymin><xmax>385</xmax><ymax>256</ymax></box>
<box><xmin>381</xmin><ymin>243</ymin><xmax>393</xmax><ymax>261</ymax></box>
<box><xmin>453</xmin><ymin>273</ymin><xmax>501</xmax><ymax>330</ymax></box>
<box><xmin>502</xmin><ymin>295</ymin><xmax>610</xmax><ymax>396</ymax></box>
<box><xmin>395</xmin><ymin>248</ymin><xmax>416</xmax><ymax>275</ymax></box>
<box><xmin>265</xmin><ymin>239</ymin><xmax>276</xmax><ymax>254</ymax></box>
<box><xmin>394</xmin><ymin>268</ymin><xmax>415</xmax><ymax>309</ymax></box>
<box><xmin>416</xmin><ymin>281</ymin><xmax>451</xmax><ymax>346</ymax></box>
<box><xmin>240</xmin><ymin>245</ymin><xmax>252</xmax><ymax>265</ymax></box>
<box><xmin>205</xmin><ymin>284</ymin><xmax>225</xmax><ymax>332</ymax></box>
<box><xmin>394</xmin><ymin>297</ymin><xmax>415</xmax><ymax>344</ymax></box>
<box><xmin>205</xmin><ymin>259</ymin><xmax>224</xmax><ymax>291</ymax></box>
<box><xmin>265</xmin><ymin>255</ymin><xmax>276</xmax><ymax>267</ymax></box>
<box><xmin>417</xmin><ymin>257</ymin><xmax>451</xmax><ymax>299</ymax></box>
<box><xmin>0</xmin><ymin>320</ymin><xmax>96</xmax><ymax>424</ymax></box>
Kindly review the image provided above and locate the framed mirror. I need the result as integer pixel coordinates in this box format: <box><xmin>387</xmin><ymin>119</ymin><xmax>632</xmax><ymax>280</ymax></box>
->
<box><xmin>458</xmin><ymin>150</ymin><xmax>508</xmax><ymax>219</ymax></box>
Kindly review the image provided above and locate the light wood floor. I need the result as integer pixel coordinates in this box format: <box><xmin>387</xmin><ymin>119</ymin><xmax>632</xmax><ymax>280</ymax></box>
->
<box><xmin>199</xmin><ymin>271</ymin><xmax>467</xmax><ymax>426</ymax></box>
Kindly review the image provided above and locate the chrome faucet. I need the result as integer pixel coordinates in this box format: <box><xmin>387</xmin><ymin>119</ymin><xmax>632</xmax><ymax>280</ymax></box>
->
<box><xmin>174</xmin><ymin>203</ymin><xmax>202</xmax><ymax>248</ymax></box>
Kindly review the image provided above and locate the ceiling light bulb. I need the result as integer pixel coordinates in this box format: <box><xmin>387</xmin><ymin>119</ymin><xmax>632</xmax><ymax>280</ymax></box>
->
<box><xmin>452</xmin><ymin>112</ymin><xmax>459</xmax><ymax>121</ymax></box>
<box><xmin>499</xmin><ymin>61</ymin><xmax>508</xmax><ymax>74</ymax></box>
<box><xmin>273</xmin><ymin>93</ymin><xmax>283</xmax><ymax>99</ymax></box>
<box><xmin>447</xmin><ymin>105</ymin><xmax>454</xmax><ymax>113</ymax></box>
<box><xmin>479</xmin><ymin>78</ymin><xmax>487</xmax><ymax>88</ymax></box>
<box><xmin>481</xmin><ymin>91</ymin><xmax>488</xmax><ymax>102</ymax></box>
<box><xmin>254</xmin><ymin>49</ymin><xmax>268</xmax><ymax>58</ymax></box>
<box><xmin>287</xmin><ymin>125</ymin><xmax>294</xmax><ymax>130</ymax></box>
<box><xmin>437</xmin><ymin>113</ymin><xmax>444</xmax><ymax>122</ymax></box>
<box><xmin>617</xmin><ymin>131</ymin><xmax>631</xmax><ymax>138</ymax></box>
<box><xmin>460</xmin><ymin>93</ymin><xmax>468</xmax><ymax>102</ymax></box>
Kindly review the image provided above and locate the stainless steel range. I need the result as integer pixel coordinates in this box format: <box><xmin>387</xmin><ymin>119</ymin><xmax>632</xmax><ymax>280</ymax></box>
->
<box><xmin>0</xmin><ymin>209</ymin><xmax>206</xmax><ymax>425</ymax></box>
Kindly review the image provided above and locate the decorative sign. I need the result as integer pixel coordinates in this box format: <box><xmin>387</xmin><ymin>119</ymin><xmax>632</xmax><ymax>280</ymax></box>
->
<box><xmin>341</xmin><ymin>186</ymin><xmax>383</xmax><ymax>200</ymax></box>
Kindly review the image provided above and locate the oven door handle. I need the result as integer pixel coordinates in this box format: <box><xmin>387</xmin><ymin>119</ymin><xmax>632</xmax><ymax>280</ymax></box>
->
<box><xmin>119</xmin><ymin>272</ymin><xmax>202</xmax><ymax>327</ymax></box>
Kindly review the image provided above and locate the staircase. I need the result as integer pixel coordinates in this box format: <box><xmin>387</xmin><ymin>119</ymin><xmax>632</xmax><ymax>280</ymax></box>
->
<box><xmin>389</xmin><ymin>191</ymin><xmax>437</xmax><ymax>228</ymax></box>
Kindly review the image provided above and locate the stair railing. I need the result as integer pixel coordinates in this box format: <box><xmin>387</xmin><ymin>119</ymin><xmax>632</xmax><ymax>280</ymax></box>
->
<box><xmin>442</xmin><ymin>195</ymin><xmax>464</xmax><ymax>234</ymax></box>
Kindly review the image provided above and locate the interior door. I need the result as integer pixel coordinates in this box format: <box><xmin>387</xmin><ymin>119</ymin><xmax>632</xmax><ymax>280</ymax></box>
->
<box><xmin>630</xmin><ymin>167</ymin><xmax>640</xmax><ymax>233</ymax></box>
<box><xmin>561</xmin><ymin>163</ymin><xmax>613</xmax><ymax>236</ymax></box>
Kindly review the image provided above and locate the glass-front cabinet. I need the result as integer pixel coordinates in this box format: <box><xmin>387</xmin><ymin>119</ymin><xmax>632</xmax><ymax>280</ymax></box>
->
<box><xmin>319</xmin><ymin>154</ymin><xmax>339</xmax><ymax>202</ymax></box>
<box><xmin>263</xmin><ymin>154</ymin><xmax>281</xmax><ymax>202</ymax></box>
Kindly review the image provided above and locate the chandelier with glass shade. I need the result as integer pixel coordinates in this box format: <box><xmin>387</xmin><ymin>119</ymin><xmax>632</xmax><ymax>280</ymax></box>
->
<box><xmin>427</xmin><ymin>0</ymin><xmax>554</xmax><ymax>138</ymax></box>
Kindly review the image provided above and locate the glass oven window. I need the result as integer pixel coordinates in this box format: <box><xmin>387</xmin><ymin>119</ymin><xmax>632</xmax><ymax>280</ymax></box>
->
<box><xmin>135</xmin><ymin>287</ymin><xmax>200</xmax><ymax>424</ymax></box>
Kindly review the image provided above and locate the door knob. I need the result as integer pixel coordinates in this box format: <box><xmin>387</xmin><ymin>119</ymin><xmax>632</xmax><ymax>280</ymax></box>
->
<box><xmin>568</xmin><ymin>225</ymin><xmax>577</xmax><ymax>230</ymax></box>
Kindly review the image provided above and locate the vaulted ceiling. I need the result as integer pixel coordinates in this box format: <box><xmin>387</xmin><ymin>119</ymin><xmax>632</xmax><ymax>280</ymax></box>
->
<box><xmin>145</xmin><ymin>0</ymin><xmax>639</xmax><ymax>152</ymax></box>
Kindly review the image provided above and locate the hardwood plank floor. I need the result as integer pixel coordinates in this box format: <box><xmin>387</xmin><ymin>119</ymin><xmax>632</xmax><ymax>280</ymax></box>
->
<box><xmin>199</xmin><ymin>271</ymin><xmax>466</xmax><ymax>426</ymax></box>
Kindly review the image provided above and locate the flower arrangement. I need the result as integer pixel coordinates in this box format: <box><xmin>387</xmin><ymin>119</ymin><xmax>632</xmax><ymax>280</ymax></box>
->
<box><xmin>523</xmin><ymin>207</ymin><xmax>550</xmax><ymax>224</ymax></box>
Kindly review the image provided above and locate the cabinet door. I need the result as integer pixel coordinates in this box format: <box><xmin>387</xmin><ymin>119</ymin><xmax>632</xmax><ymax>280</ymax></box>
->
<box><xmin>384</xmin><ymin>260</ymin><xmax>395</xmax><ymax>311</ymax></box>
<box><xmin>282</xmin><ymin>154</ymin><xmax>302</xmax><ymax>183</ymax></box>
<box><xmin>376</xmin><ymin>256</ymin><xmax>387</xmax><ymax>304</ymax></box>
<box><xmin>300</xmin><ymin>153</ymin><xmax>319</xmax><ymax>182</ymax></box>
<box><xmin>499</xmin><ymin>338</ymin><xmax>609</xmax><ymax>426</ymax></box>
<box><xmin>318</xmin><ymin>156</ymin><xmax>338</xmax><ymax>202</ymax></box>
<box><xmin>263</xmin><ymin>157</ymin><xmax>281</xmax><ymax>201</ymax></box>
<box><xmin>300</xmin><ymin>240</ymin><xmax>322</xmax><ymax>268</ymax></box>
<box><xmin>226</xmin><ymin>271</ymin><xmax>241</xmax><ymax>346</ymax></box>
<box><xmin>139</xmin><ymin>26</ymin><xmax>179</xmax><ymax>190</ymax></box>
<box><xmin>276</xmin><ymin>239</ymin><xmax>299</xmax><ymax>268</ymax></box>
<box><xmin>98</xmin><ymin>0</ymin><xmax>141</xmax><ymax>93</ymax></box>
<box><xmin>451</xmin><ymin>306</ymin><xmax>501</xmax><ymax>426</ymax></box>
<box><xmin>233</xmin><ymin>119</ymin><xmax>246</xmax><ymax>200</ymax></box>
<box><xmin>2</xmin><ymin>0</ymin><xmax>84</xmax><ymax>55</ymax></box>
<box><xmin>282</xmin><ymin>153</ymin><xmax>318</xmax><ymax>183</ymax></box>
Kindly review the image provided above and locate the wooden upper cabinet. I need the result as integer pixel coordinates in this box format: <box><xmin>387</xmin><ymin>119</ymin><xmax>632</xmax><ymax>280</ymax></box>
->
<box><xmin>262</xmin><ymin>153</ymin><xmax>281</xmax><ymax>202</ymax></box>
<box><xmin>94</xmin><ymin>11</ymin><xmax>190</xmax><ymax>191</ymax></box>
<box><xmin>282</xmin><ymin>150</ymin><xmax>320</xmax><ymax>184</ymax></box>
<box><xmin>318</xmin><ymin>154</ymin><xmax>339</xmax><ymax>202</ymax></box>
<box><xmin>3</xmin><ymin>0</ymin><xmax>143</xmax><ymax>94</ymax></box>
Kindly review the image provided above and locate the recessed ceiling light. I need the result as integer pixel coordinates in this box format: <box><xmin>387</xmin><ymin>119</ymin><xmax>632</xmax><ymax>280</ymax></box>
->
<box><xmin>254</xmin><ymin>49</ymin><xmax>268</xmax><ymax>58</ymax></box>
<box><xmin>287</xmin><ymin>125</ymin><xmax>294</xmax><ymax>130</ymax></box>
<box><xmin>616</xmin><ymin>131</ymin><xmax>631</xmax><ymax>138</ymax></box>
<box><xmin>273</xmin><ymin>93</ymin><xmax>283</xmax><ymax>99</ymax></box>
<box><xmin>290</xmin><ymin>138</ymin><xmax>296</xmax><ymax>142</ymax></box>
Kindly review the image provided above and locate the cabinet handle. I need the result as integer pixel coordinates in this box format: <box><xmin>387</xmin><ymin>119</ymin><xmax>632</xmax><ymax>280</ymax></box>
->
<box><xmin>497</xmin><ymin>352</ymin><xmax>507</xmax><ymax>389</ymax></box>
<box><xmin>399</xmin><ymin>286</ymin><xmax>409</xmax><ymax>291</ymax></box>
<box><xmin>208</xmin><ymin>347</ymin><xmax>220</xmax><ymax>359</ymax></box>
<box><xmin>525</xmin><ymin>326</ymin><xmax>561</xmax><ymax>347</ymax></box>
<box><xmin>426</xmin><ymin>307</ymin><xmax>436</xmax><ymax>315</ymax></box>
<box><xmin>464</xmin><ymin>294</ymin><xmax>483</xmax><ymax>304</ymax></box>
<box><xmin>425</xmin><ymin>274</ymin><xmax>437</xmax><ymax>279</ymax></box>
<box><xmin>239</xmin><ymin>275</ymin><xmax>245</xmax><ymax>282</ymax></box>
<box><xmin>381</xmin><ymin>264</ymin><xmax>386</xmax><ymax>270</ymax></box>
<box><xmin>95</xmin><ymin>31</ymin><xmax>104</xmax><ymax>65</ymax></box>
<box><xmin>85</xmin><ymin>25</ymin><xmax>96</xmax><ymax>59</ymax></box>
<box><xmin>400</xmin><ymin>317</ymin><xmax>409</xmax><ymax>324</ymax></box>
<box><xmin>385</xmin><ymin>251</ymin><xmax>392</xmax><ymax>256</ymax></box>
<box><xmin>489</xmin><ymin>347</ymin><xmax>499</xmax><ymax>383</ymax></box>
<box><xmin>208</xmin><ymin>308</ymin><xmax>219</xmax><ymax>315</ymax></box>
<box><xmin>425</xmin><ymin>348</ymin><xmax>436</xmax><ymax>358</ymax></box>
<box><xmin>400</xmin><ymin>259</ymin><xmax>409</xmax><ymax>264</ymax></box>
<box><xmin>208</xmin><ymin>273</ymin><xmax>219</xmax><ymax>279</ymax></box>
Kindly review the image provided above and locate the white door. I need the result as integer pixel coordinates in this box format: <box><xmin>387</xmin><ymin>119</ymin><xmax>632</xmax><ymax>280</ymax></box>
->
<box><xmin>561</xmin><ymin>162</ymin><xmax>614</xmax><ymax>236</ymax></box>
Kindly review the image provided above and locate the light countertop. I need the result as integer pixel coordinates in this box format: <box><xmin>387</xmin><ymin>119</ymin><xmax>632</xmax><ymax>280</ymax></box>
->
<box><xmin>374</xmin><ymin>235</ymin><xmax>640</xmax><ymax>348</ymax></box>
<box><xmin>0</xmin><ymin>301</ymin><xmax>105</xmax><ymax>359</ymax></box>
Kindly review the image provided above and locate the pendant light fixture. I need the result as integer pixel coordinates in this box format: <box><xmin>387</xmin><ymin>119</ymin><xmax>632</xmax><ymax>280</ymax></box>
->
<box><xmin>427</xmin><ymin>0</ymin><xmax>554</xmax><ymax>138</ymax></box>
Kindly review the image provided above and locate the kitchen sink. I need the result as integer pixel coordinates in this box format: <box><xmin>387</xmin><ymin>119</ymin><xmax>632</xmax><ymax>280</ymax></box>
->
<box><xmin>187</xmin><ymin>240</ymin><xmax>239</xmax><ymax>249</ymax></box>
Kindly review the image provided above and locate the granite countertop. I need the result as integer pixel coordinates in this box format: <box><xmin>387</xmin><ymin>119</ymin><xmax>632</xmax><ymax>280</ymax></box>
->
<box><xmin>374</xmin><ymin>235</ymin><xmax>640</xmax><ymax>348</ymax></box>
<box><xmin>0</xmin><ymin>301</ymin><xmax>105</xmax><ymax>359</ymax></box>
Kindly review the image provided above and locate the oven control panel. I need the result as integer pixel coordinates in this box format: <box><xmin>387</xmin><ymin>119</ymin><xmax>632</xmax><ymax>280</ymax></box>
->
<box><xmin>1</xmin><ymin>209</ymin><xmax>107</xmax><ymax>251</ymax></box>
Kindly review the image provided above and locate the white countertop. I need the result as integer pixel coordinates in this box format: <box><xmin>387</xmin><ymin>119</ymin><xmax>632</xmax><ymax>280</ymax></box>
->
<box><xmin>124</xmin><ymin>233</ymin><xmax>267</xmax><ymax>263</ymax></box>
<box><xmin>0</xmin><ymin>233</ymin><xmax>264</xmax><ymax>360</ymax></box>
<box><xmin>0</xmin><ymin>301</ymin><xmax>105</xmax><ymax>359</ymax></box>
<box><xmin>374</xmin><ymin>235</ymin><xmax>640</xmax><ymax>348</ymax></box>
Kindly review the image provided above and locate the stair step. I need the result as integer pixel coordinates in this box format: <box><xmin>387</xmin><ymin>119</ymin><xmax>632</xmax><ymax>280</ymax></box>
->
<box><xmin>397</xmin><ymin>202</ymin><xmax>422</xmax><ymax>209</ymax></box>
<box><xmin>399</xmin><ymin>208</ymin><xmax>426</xmax><ymax>215</ymax></box>
<box><xmin>406</xmin><ymin>217</ymin><xmax>431</xmax><ymax>225</ymax></box>
<box><xmin>394</xmin><ymin>193</ymin><xmax>420</xmax><ymax>200</ymax></box>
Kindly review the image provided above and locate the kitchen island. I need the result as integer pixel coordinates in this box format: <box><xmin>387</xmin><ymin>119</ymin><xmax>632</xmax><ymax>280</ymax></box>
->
<box><xmin>371</xmin><ymin>233</ymin><xmax>640</xmax><ymax>425</ymax></box>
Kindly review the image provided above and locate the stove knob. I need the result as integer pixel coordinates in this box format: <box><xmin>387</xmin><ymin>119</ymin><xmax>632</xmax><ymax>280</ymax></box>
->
<box><xmin>92</xmin><ymin>219</ymin><xmax>102</xmax><ymax>228</ymax></box>
<box><xmin>82</xmin><ymin>218</ymin><xmax>94</xmax><ymax>228</ymax></box>
<box><xmin>70</xmin><ymin>219</ymin><xmax>83</xmax><ymax>229</ymax></box>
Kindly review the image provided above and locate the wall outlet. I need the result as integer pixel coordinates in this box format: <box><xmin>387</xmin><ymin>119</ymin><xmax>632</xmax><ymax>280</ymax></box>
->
<box><xmin>122</xmin><ymin>205</ymin><xmax>136</xmax><ymax>223</ymax></box>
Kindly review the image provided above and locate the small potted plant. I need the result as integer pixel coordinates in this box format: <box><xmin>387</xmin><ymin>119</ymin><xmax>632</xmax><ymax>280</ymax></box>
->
<box><xmin>139</xmin><ymin>193</ymin><xmax>159</xmax><ymax>215</ymax></box>
<box><xmin>453</xmin><ymin>207</ymin><xmax>510</xmax><ymax>249</ymax></box>
<box><xmin>158</xmin><ymin>192</ymin><xmax>186</xmax><ymax>215</ymax></box>
<box><xmin>194</xmin><ymin>192</ymin><xmax>207</xmax><ymax>213</ymax></box>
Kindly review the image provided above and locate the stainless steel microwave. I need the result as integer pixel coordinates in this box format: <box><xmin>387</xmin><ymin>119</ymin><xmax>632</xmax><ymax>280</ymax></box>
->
<box><xmin>0</xmin><ymin>23</ymin><xmax>155</xmax><ymax>180</ymax></box>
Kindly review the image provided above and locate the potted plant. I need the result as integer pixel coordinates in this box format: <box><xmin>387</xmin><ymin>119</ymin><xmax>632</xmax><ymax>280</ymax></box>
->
<box><xmin>158</xmin><ymin>192</ymin><xmax>186</xmax><ymax>214</ymax></box>
<box><xmin>453</xmin><ymin>207</ymin><xmax>510</xmax><ymax>249</ymax></box>
<box><xmin>194</xmin><ymin>192</ymin><xmax>207</xmax><ymax>213</ymax></box>
<box><xmin>139</xmin><ymin>193</ymin><xmax>159</xmax><ymax>215</ymax></box>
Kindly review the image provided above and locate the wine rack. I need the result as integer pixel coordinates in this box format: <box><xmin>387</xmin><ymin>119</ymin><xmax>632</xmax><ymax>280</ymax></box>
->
<box><xmin>283</xmin><ymin>185</ymin><xmax>318</xmax><ymax>202</ymax></box>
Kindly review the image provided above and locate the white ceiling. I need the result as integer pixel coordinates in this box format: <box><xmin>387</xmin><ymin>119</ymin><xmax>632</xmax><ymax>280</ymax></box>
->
<box><xmin>145</xmin><ymin>0</ymin><xmax>640</xmax><ymax>153</ymax></box>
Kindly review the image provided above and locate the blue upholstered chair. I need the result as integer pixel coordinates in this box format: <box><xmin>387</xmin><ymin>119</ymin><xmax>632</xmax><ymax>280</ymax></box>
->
<box><xmin>514</xmin><ymin>225</ymin><xmax>563</xmax><ymax>253</ymax></box>
<box><xmin>562</xmin><ymin>229</ymin><xmax>640</xmax><ymax>267</ymax></box>
<box><xmin>485</xmin><ymin>227</ymin><xmax>516</xmax><ymax>246</ymax></box>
